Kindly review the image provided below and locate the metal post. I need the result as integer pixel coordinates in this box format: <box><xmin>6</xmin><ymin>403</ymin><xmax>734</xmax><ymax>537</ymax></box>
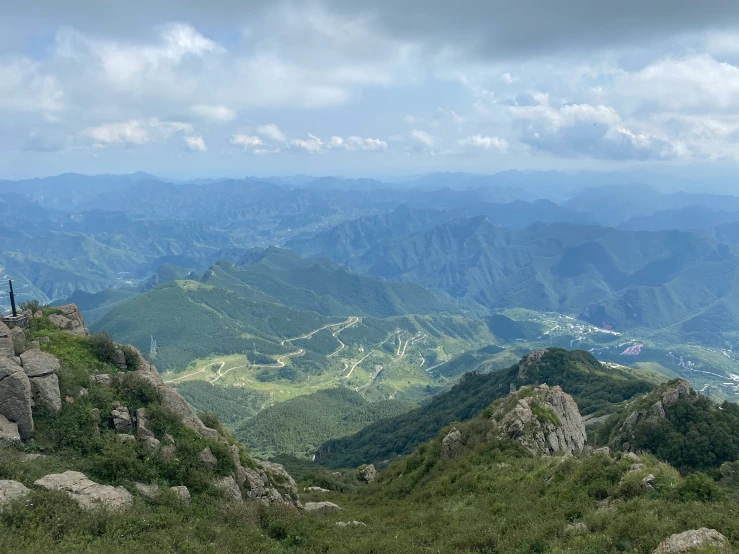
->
<box><xmin>8</xmin><ymin>280</ymin><xmax>17</xmax><ymax>317</ymax></box>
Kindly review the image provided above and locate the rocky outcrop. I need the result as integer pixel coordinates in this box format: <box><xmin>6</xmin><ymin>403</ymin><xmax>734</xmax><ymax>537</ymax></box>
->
<box><xmin>199</xmin><ymin>447</ymin><xmax>218</xmax><ymax>468</ymax></box>
<box><xmin>35</xmin><ymin>471</ymin><xmax>133</xmax><ymax>512</ymax></box>
<box><xmin>136</xmin><ymin>408</ymin><xmax>155</xmax><ymax>440</ymax></box>
<box><xmin>135</xmin><ymin>482</ymin><xmax>160</xmax><ymax>501</ymax></box>
<box><xmin>170</xmin><ymin>485</ymin><xmax>191</xmax><ymax>505</ymax></box>
<box><xmin>10</xmin><ymin>328</ymin><xmax>28</xmax><ymax>356</ymax></box>
<box><xmin>490</xmin><ymin>384</ymin><xmax>587</xmax><ymax>455</ymax></box>
<box><xmin>564</xmin><ymin>522</ymin><xmax>588</xmax><ymax>536</ymax></box>
<box><xmin>215</xmin><ymin>475</ymin><xmax>243</xmax><ymax>501</ymax></box>
<box><xmin>0</xmin><ymin>358</ymin><xmax>34</xmax><ymax>439</ymax></box>
<box><xmin>47</xmin><ymin>305</ymin><xmax>88</xmax><ymax>336</ymax></box>
<box><xmin>653</xmin><ymin>528</ymin><xmax>731</xmax><ymax>553</ymax></box>
<box><xmin>304</xmin><ymin>501</ymin><xmax>341</xmax><ymax>514</ymax></box>
<box><xmin>517</xmin><ymin>349</ymin><xmax>546</xmax><ymax>380</ymax></box>
<box><xmin>0</xmin><ymin>414</ymin><xmax>21</xmax><ymax>443</ymax></box>
<box><xmin>0</xmin><ymin>322</ymin><xmax>15</xmax><ymax>358</ymax></box>
<box><xmin>360</xmin><ymin>464</ymin><xmax>376</xmax><ymax>483</ymax></box>
<box><xmin>613</xmin><ymin>381</ymin><xmax>695</xmax><ymax>452</ymax></box>
<box><xmin>111</xmin><ymin>403</ymin><xmax>132</xmax><ymax>432</ymax></box>
<box><xmin>19</xmin><ymin>349</ymin><xmax>62</xmax><ymax>413</ymax></box>
<box><xmin>232</xmin><ymin>446</ymin><xmax>300</xmax><ymax>508</ymax></box>
<box><xmin>0</xmin><ymin>480</ymin><xmax>30</xmax><ymax>511</ymax></box>
<box><xmin>442</xmin><ymin>427</ymin><xmax>463</xmax><ymax>459</ymax></box>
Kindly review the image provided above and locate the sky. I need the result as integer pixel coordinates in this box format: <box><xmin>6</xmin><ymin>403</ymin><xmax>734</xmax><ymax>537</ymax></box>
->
<box><xmin>4</xmin><ymin>1</ymin><xmax>739</xmax><ymax>179</ymax></box>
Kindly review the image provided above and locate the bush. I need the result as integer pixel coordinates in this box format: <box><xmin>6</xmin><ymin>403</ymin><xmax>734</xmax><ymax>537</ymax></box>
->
<box><xmin>89</xmin><ymin>332</ymin><xmax>120</xmax><ymax>366</ymax></box>
<box><xmin>676</xmin><ymin>473</ymin><xmax>724</xmax><ymax>502</ymax></box>
<box><xmin>19</xmin><ymin>299</ymin><xmax>42</xmax><ymax>313</ymax></box>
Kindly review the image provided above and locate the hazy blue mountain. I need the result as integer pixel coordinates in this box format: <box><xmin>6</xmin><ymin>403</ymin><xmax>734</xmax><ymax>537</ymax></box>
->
<box><xmin>618</xmin><ymin>205</ymin><xmax>739</xmax><ymax>231</ymax></box>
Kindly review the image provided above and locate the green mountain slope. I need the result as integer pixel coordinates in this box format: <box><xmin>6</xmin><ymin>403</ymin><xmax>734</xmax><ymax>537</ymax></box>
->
<box><xmin>315</xmin><ymin>348</ymin><xmax>657</xmax><ymax>468</ymax></box>
<box><xmin>237</xmin><ymin>387</ymin><xmax>414</xmax><ymax>459</ymax></box>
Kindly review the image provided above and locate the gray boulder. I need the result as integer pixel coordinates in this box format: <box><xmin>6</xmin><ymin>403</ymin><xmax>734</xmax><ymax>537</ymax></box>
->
<box><xmin>19</xmin><ymin>349</ymin><xmax>61</xmax><ymax>377</ymax></box>
<box><xmin>35</xmin><ymin>471</ymin><xmax>133</xmax><ymax>512</ymax></box>
<box><xmin>170</xmin><ymin>485</ymin><xmax>191</xmax><ymax>505</ymax></box>
<box><xmin>199</xmin><ymin>447</ymin><xmax>218</xmax><ymax>468</ymax></box>
<box><xmin>305</xmin><ymin>501</ymin><xmax>341</xmax><ymax>514</ymax></box>
<box><xmin>305</xmin><ymin>486</ymin><xmax>330</xmax><ymax>493</ymax></box>
<box><xmin>0</xmin><ymin>414</ymin><xmax>21</xmax><ymax>443</ymax></box>
<box><xmin>0</xmin><ymin>358</ymin><xmax>34</xmax><ymax>439</ymax></box>
<box><xmin>113</xmin><ymin>348</ymin><xmax>127</xmax><ymax>370</ymax></box>
<box><xmin>336</xmin><ymin>521</ymin><xmax>366</xmax><ymax>527</ymax></box>
<box><xmin>0</xmin><ymin>322</ymin><xmax>14</xmax><ymax>358</ymax></box>
<box><xmin>442</xmin><ymin>427</ymin><xmax>463</xmax><ymax>459</ymax></box>
<box><xmin>653</xmin><ymin>528</ymin><xmax>731</xmax><ymax>553</ymax></box>
<box><xmin>360</xmin><ymin>464</ymin><xmax>376</xmax><ymax>483</ymax></box>
<box><xmin>0</xmin><ymin>480</ymin><xmax>30</xmax><ymax>512</ymax></box>
<box><xmin>136</xmin><ymin>408</ymin><xmax>155</xmax><ymax>440</ymax></box>
<box><xmin>10</xmin><ymin>328</ymin><xmax>28</xmax><ymax>356</ymax></box>
<box><xmin>48</xmin><ymin>305</ymin><xmax>89</xmax><ymax>336</ymax></box>
<box><xmin>564</xmin><ymin>522</ymin><xmax>588</xmax><ymax>536</ymax></box>
<box><xmin>215</xmin><ymin>475</ymin><xmax>242</xmax><ymax>502</ymax></box>
<box><xmin>30</xmin><ymin>373</ymin><xmax>62</xmax><ymax>413</ymax></box>
<box><xmin>491</xmin><ymin>384</ymin><xmax>587</xmax><ymax>455</ymax></box>
<box><xmin>135</xmin><ymin>482</ymin><xmax>160</xmax><ymax>501</ymax></box>
<box><xmin>111</xmin><ymin>404</ymin><xmax>132</xmax><ymax>432</ymax></box>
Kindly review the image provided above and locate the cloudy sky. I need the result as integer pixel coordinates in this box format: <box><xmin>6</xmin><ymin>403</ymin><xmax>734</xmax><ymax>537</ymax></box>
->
<box><xmin>4</xmin><ymin>0</ymin><xmax>739</xmax><ymax>178</ymax></box>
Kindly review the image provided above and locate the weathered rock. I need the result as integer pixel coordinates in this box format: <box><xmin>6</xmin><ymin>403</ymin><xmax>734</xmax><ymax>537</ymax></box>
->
<box><xmin>19</xmin><ymin>349</ymin><xmax>60</xmax><ymax>377</ymax></box>
<box><xmin>305</xmin><ymin>486</ymin><xmax>330</xmax><ymax>493</ymax></box>
<box><xmin>158</xmin><ymin>386</ymin><xmax>218</xmax><ymax>439</ymax></box>
<box><xmin>10</xmin><ymin>328</ymin><xmax>28</xmax><ymax>356</ymax></box>
<box><xmin>564</xmin><ymin>522</ymin><xmax>589</xmax><ymax>536</ymax></box>
<box><xmin>0</xmin><ymin>322</ymin><xmax>14</xmax><ymax>358</ymax></box>
<box><xmin>113</xmin><ymin>348</ymin><xmax>127</xmax><ymax>370</ymax></box>
<box><xmin>33</xmin><ymin>311</ymin><xmax>43</xmax><ymax>319</ymax></box>
<box><xmin>642</xmin><ymin>474</ymin><xmax>656</xmax><ymax>490</ymax></box>
<box><xmin>118</xmin><ymin>434</ymin><xmax>136</xmax><ymax>444</ymax></box>
<box><xmin>111</xmin><ymin>404</ymin><xmax>132</xmax><ymax>432</ymax></box>
<box><xmin>91</xmin><ymin>374</ymin><xmax>113</xmax><ymax>387</ymax></box>
<box><xmin>0</xmin><ymin>480</ymin><xmax>30</xmax><ymax>511</ymax></box>
<box><xmin>136</xmin><ymin>482</ymin><xmax>160</xmax><ymax>501</ymax></box>
<box><xmin>442</xmin><ymin>427</ymin><xmax>463</xmax><ymax>459</ymax></box>
<box><xmin>336</xmin><ymin>521</ymin><xmax>367</xmax><ymax>527</ymax></box>
<box><xmin>0</xmin><ymin>358</ymin><xmax>33</xmax><ymax>439</ymax></box>
<box><xmin>360</xmin><ymin>464</ymin><xmax>376</xmax><ymax>483</ymax></box>
<box><xmin>215</xmin><ymin>475</ymin><xmax>242</xmax><ymax>501</ymax></box>
<box><xmin>304</xmin><ymin>501</ymin><xmax>341</xmax><ymax>514</ymax></box>
<box><xmin>629</xmin><ymin>463</ymin><xmax>647</xmax><ymax>473</ymax></box>
<box><xmin>517</xmin><ymin>349</ymin><xmax>546</xmax><ymax>380</ymax></box>
<box><xmin>143</xmin><ymin>437</ymin><xmax>161</xmax><ymax>451</ymax></box>
<box><xmin>136</xmin><ymin>408</ymin><xmax>155</xmax><ymax>440</ymax></box>
<box><xmin>491</xmin><ymin>384</ymin><xmax>587</xmax><ymax>455</ymax></box>
<box><xmin>260</xmin><ymin>460</ymin><xmax>299</xmax><ymax>499</ymax></box>
<box><xmin>625</xmin><ymin>452</ymin><xmax>641</xmax><ymax>463</ymax></box>
<box><xmin>35</xmin><ymin>471</ymin><xmax>133</xmax><ymax>512</ymax></box>
<box><xmin>199</xmin><ymin>447</ymin><xmax>218</xmax><ymax>468</ymax></box>
<box><xmin>592</xmin><ymin>447</ymin><xmax>611</xmax><ymax>458</ymax></box>
<box><xmin>38</xmin><ymin>336</ymin><xmax>49</xmax><ymax>344</ymax></box>
<box><xmin>170</xmin><ymin>486</ymin><xmax>191</xmax><ymax>505</ymax></box>
<box><xmin>653</xmin><ymin>528</ymin><xmax>731</xmax><ymax>553</ymax></box>
<box><xmin>0</xmin><ymin>414</ymin><xmax>21</xmax><ymax>443</ymax></box>
<box><xmin>30</xmin><ymin>373</ymin><xmax>62</xmax><ymax>413</ymax></box>
<box><xmin>161</xmin><ymin>444</ymin><xmax>176</xmax><ymax>460</ymax></box>
<box><xmin>49</xmin><ymin>305</ymin><xmax>88</xmax><ymax>336</ymax></box>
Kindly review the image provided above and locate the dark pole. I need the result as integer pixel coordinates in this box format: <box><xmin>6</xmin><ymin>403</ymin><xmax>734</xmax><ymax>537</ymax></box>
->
<box><xmin>8</xmin><ymin>280</ymin><xmax>17</xmax><ymax>317</ymax></box>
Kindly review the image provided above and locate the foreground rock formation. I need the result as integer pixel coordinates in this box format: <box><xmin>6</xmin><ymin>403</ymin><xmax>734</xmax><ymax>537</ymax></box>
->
<box><xmin>490</xmin><ymin>384</ymin><xmax>587</xmax><ymax>455</ymax></box>
<box><xmin>653</xmin><ymin>528</ymin><xmax>730</xmax><ymax>553</ymax></box>
<box><xmin>35</xmin><ymin>471</ymin><xmax>133</xmax><ymax>512</ymax></box>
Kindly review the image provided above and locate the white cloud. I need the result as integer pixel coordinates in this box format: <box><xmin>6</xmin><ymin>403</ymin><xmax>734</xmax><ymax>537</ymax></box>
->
<box><xmin>0</xmin><ymin>56</ymin><xmax>65</xmax><ymax>114</ymax></box>
<box><xmin>191</xmin><ymin>104</ymin><xmax>235</xmax><ymax>122</ymax></box>
<box><xmin>409</xmin><ymin>129</ymin><xmax>437</xmax><ymax>148</ymax></box>
<box><xmin>184</xmin><ymin>135</ymin><xmax>207</xmax><ymax>151</ymax></box>
<box><xmin>289</xmin><ymin>133</ymin><xmax>325</xmax><ymax>153</ymax></box>
<box><xmin>230</xmin><ymin>133</ymin><xmax>263</xmax><ymax>149</ymax></box>
<box><xmin>256</xmin><ymin>123</ymin><xmax>286</xmax><ymax>142</ymax></box>
<box><xmin>458</xmin><ymin>134</ymin><xmax>508</xmax><ymax>152</ymax></box>
<box><xmin>83</xmin><ymin>118</ymin><xmax>193</xmax><ymax>146</ymax></box>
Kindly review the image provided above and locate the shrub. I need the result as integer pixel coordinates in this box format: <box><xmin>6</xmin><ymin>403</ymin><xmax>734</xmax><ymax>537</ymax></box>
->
<box><xmin>676</xmin><ymin>473</ymin><xmax>724</xmax><ymax>502</ymax></box>
<box><xmin>89</xmin><ymin>332</ymin><xmax>119</xmax><ymax>366</ymax></box>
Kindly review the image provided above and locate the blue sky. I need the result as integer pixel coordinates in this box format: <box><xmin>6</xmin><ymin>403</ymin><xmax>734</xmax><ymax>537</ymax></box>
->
<box><xmin>4</xmin><ymin>1</ymin><xmax>739</xmax><ymax>179</ymax></box>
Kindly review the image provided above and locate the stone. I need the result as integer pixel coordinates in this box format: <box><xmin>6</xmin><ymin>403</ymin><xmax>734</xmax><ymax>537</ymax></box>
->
<box><xmin>260</xmin><ymin>460</ymin><xmax>299</xmax><ymax>499</ymax></box>
<box><xmin>592</xmin><ymin>447</ymin><xmax>611</xmax><ymax>457</ymax></box>
<box><xmin>0</xmin><ymin>414</ymin><xmax>21</xmax><ymax>443</ymax></box>
<box><xmin>642</xmin><ymin>474</ymin><xmax>656</xmax><ymax>490</ymax></box>
<box><xmin>625</xmin><ymin>452</ymin><xmax>641</xmax><ymax>463</ymax></box>
<box><xmin>0</xmin><ymin>322</ymin><xmax>14</xmax><ymax>357</ymax></box>
<box><xmin>111</xmin><ymin>405</ymin><xmax>132</xmax><ymax>432</ymax></box>
<box><xmin>158</xmin><ymin>386</ymin><xmax>218</xmax><ymax>439</ymax></box>
<box><xmin>230</xmin><ymin>445</ymin><xmax>248</xmax><ymax>487</ymax></box>
<box><xmin>336</xmin><ymin>521</ymin><xmax>367</xmax><ymax>527</ymax></box>
<box><xmin>442</xmin><ymin>427</ymin><xmax>463</xmax><ymax>459</ymax></box>
<box><xmin>629</xmin><ymin>463</ymin><xmax>646</xmax><ymax>473</ymax></box>
<box><xmin>136</xmin><ymin>482</ymin><xmax>160</xmax><ymax>501</ymax></box>
<box><xmin>38</xmin><ymin>336</ymin><xmax>49</xmax><ymax>344</ymax></box>
<box><xmin>304</xmin><ymin>501</ymin><xmax>341</xmax><ymax>514</ymax></box>
<box><xmin>49</xmin><ymin>305</ymin><xmax>88</xmax><ymax>336</ymax></box>
<box><xmin>0</xmin><ymin>480</ymin><xmax>30</xmax><ymax>512</ymax></box>
<box><xmin>91</xmin><ymin>374</ymin><xmax>113</xmax><ymax>387</ymax></box>
<box><xmin>243</xmin><ymin>467</ymin><xmax>268</xmax><ymax>498</ymax></box>
<box><xmin>10</xmin><ymin>328</ymin><xmax>28</xmax><ymax>356</ymax></box>
<box><xmin>113</xmin><ymin>348</ymin><xmax>127</xmax><ymax>370</ymax></box>
<box><xmin>161</xmin><ymin>444</ymin><xmax>176</xmax><ymax>460</ymax></box>
<box><xmin>65</xmin><ymin>395</ymin><xmax>75</xmax><ymax>404</ymax></box>
<box><xmin>33</xmin><ymin>311</ymin><xmax>43</xmax><ymax>319</ymax></box>
<box><xmin>360</xmin><ymin>464</ymin><xmax>376</xmax><ymax>483</ymax></box>
<box><xmin>35</xmin><ymin>471</ymin><xmax>133</xmax><ymax>512</ymax></box>
<box><xmin>199</xmin><ymin>447</ymin><xmax>218</xmax><ymax>468</ymax></box>
<box><xmin>144</xmin><ymin>437</ymin><xmax>161</xmax><ymax>451</ymax></box>
<box><xmin>215</xmin><ymin>475</ymin><xmax>242</xmax><ymax>502</ymax></box>
<box><xmin>77</xmin><ymin>388</ymin><xmax>88</xmax><ymax>397</ymax></box>
<box><xmin>29</xmin><ymin>341</ymin><xmax>40</xmax><ymax>351</ymax></box>
<box><xmin>0</xmin><ymin>358</ymin><xmax>34</xmax><ymax>439</ymax></box>
<box><xmin>491</xmin><ymin>384</ymin><xmax>587</xmax><ymax>455</ymax></box>
<box><xmin>305</xmin><ymin>487</ymin><xmax>330</xmax><ymax>493</ymax></box>
<box><xmin>136</xmin><ymin>408</ymin><xmax>155</xmax><ymax>440</ymax></box>
<box><xmin>653</xmin><ymin>528</ymin><xmax>731</xmax><ymax>553</ymax></box>
<box><xmin>170</xmin><ymin>486</ymin><xmax>191</xmax><ymax>505</ymax></box>
<box><xmin>564</xmin><ymin>522</ymin><xmax>589</xmax><ymax>536</ymax></box>
<box><xmin>19</xmin><ymin>349</ymin><xmax>60</xmax><ymax>377</ymax></box>
<box><xmin>118</xmin><ymin>434</ymin><xmax>136</xmax><ymax>444</ymax></box>
<box><xmin>29</xmin><ymin>373</ymin><xmax>62</xmax><ymax>413</ymax></box>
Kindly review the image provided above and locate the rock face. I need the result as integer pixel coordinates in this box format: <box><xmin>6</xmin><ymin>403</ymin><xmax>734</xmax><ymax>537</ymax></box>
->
<box><xmin>0</xmin><ymin>322</ymin><xmax>15</xmax><ymax>358</ymax></box>
<box><xmin>442</xmin><ymin>427</ymin><xmax>463</xmax><ymax>459</ymax></box>
<box><xmin>19</xmin><ymin>349</ymin><xmax>62</xmax><ymax>413</ymax></box>
<box><xmin>111</xmin><ymin>404</ymin><xmax>132</xmax><ymax>432</ymax></box>
<box><xmin>653</xmin><ymin>528</ymin><xmax>731</xmax><ymax>553</ymax></box>
<box><xmin>517</xmin><ymin>349</ymin><xmax>546</xmax><ymax>380</ymax></box>
<box><xmin>170</xmin><ymin>485</ymin><xmax>191</xmax><ymax>504</ymax></box>
<box><xmin>0</xmin><ymin>358</ymin><xmax>34</xmax><ymax>439</ymax></box>
<box><xmin>360</xmin><ymin>464</ymin><xmax>376</xmax><ymax>483</ymax></box>
<box><xmin>304</xmin><ymin>501</ymin><xmax>341</xmax><ymax>514</ymax></box>
<box><xmin>47</xmin><ymin>305</ymin><xmax>89</xmax><ymax>336</ymax></box>
<box><xmin>136</xmin><ymin>408</ymin><xmax>155</xmax><ymax>440</ymax></box>
<box><xmin>491</xmin><ymin>384</ymin><xmax>587</xmax><ymax>455</ymax></box>
<box><xmin>0</xmin><ymin>414</ymin><xmax>21</xmax><ymax>443</ymax></box>
<box><xmin>35</xmin><ymin>471</ymin><xmax>133</xmax><ymax>512</ymax></box>
<box><xmin>0</xmin><ymin>480</ymin><xmax>30</xmax><ymax>511</ymax></box>
<box><xmin>613</xmin><ymin>380</ymin><xmax>694</xmax><ymax>452</ymax></box>
<box><xmin>199</xmin><ymin>447</ymin><xmax>218</xmax><ymax>468</ymax></box>
<box><xmin>10</xmin><ymin>328</ymin><xmax>28</xmax><ymax>356</ymax></box>
<box><xmin>215</xmin><ymin>475</ymin><xmax>243</xmax><ymax>501</ymax></box>
<box><xmin>232</xmin><ymin>446</ymin><xmax>300</xmax><ymax>508</ymax></box>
